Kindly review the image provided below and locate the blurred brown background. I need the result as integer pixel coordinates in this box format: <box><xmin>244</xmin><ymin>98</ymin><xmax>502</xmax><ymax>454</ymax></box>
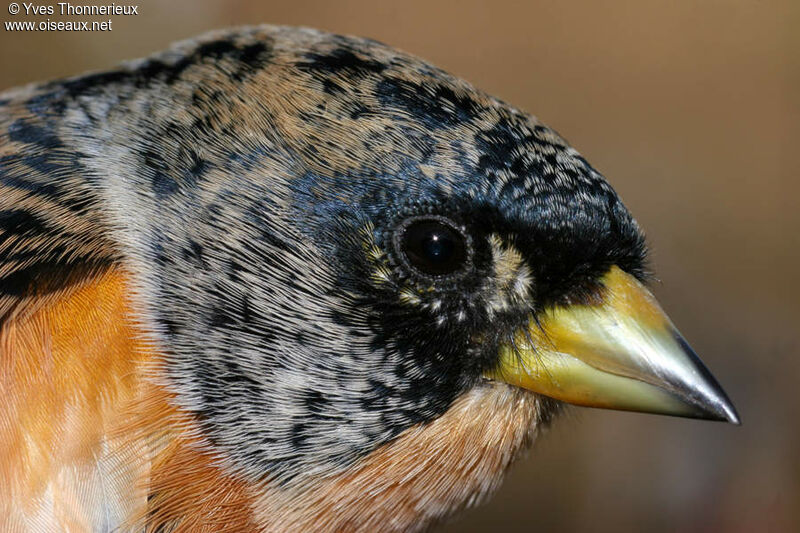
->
<box><xmin>2</xmin><ymin>1</ymin><xmax>797</xmax><ymax>531</ymax></box>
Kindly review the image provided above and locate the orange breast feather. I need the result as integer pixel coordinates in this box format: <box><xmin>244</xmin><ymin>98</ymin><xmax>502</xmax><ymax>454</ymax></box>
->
<box><xmin>0</xmin><ymin>269</ymin><xmax>256</xmax><ymax>532</ymax></box>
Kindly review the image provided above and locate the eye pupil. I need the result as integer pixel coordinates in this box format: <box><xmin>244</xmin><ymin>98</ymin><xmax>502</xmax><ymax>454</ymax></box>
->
<box><xmin>400</xmin><ymin>218</ymin><xmax>468</xmax><ymax>276</ymax></box>
<box><xmin>424</xmin><ymin>233</ymin><xmax>450</xmax><ymax>259</ymax></box>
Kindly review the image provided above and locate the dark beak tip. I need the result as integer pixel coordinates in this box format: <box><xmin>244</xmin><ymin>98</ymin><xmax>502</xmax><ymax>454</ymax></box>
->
<box><xmin>672</xmin><ymin>331</ymin><xmax>740</xmax><ymax>425</ymax></box>
<box><xmin>721</xmin><ymin>403</ymin><xmax>741</xmax><ymax>426</ymax></box>
<box><xmin>698</xmin><ymin>395</ymin><xmax>740</xmax><ymax>425</ymax></box>
<box><xmin>704</xmin><ymin>408</ymin><xmax>741</xmax><ymax>425</ymax></box>
<box><xmin>710</xmin><ymin>384</ymin><xmax>741</xmax><ymax>426</ymax></box>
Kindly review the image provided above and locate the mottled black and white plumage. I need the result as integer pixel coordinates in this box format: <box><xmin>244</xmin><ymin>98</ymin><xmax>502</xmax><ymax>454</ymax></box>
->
<box><xmin>1</xmin><ymin>25</ymin><xmax>732</xmax><ymax>532</ymax></box>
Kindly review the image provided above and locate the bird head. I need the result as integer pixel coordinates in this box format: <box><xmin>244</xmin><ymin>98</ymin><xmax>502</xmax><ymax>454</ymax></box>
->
<box><xmin>65</xmin><ymin>26</ymin><xmax>738</xmax><ymax>492</ymax></box>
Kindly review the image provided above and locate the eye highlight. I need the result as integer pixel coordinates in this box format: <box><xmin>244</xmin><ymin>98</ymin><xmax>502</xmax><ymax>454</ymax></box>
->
<box><xmin>395</xmin><ymin>216</ymin><xmax>470</xmax><ymax>277</ymax></box>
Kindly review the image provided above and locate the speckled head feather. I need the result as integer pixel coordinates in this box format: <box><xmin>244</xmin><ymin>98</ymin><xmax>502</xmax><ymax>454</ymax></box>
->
<box><xmin>0</xmin><ymin>25</ymin><xmax>648</xmax><ymax>531</ymax></box>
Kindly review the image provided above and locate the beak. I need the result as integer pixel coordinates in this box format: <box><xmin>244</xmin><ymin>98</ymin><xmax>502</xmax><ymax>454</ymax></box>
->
<box><xmin>487</xmin><ymin>266</ymin><xmax>740</xmax><ymax>423</ymax></box>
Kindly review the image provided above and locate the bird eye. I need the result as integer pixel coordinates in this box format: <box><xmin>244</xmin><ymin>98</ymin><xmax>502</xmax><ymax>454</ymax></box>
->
<box><xmin>397</xmin><ymin>217</ymin><xmax>469</xmax><ymax>277</ymax></box>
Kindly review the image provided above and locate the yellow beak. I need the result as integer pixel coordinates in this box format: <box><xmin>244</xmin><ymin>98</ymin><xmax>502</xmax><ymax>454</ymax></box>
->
<box><xmin>487</xmin><ymin>266</ymin><xmax>739</xmax><ymax>423</ymax></box>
